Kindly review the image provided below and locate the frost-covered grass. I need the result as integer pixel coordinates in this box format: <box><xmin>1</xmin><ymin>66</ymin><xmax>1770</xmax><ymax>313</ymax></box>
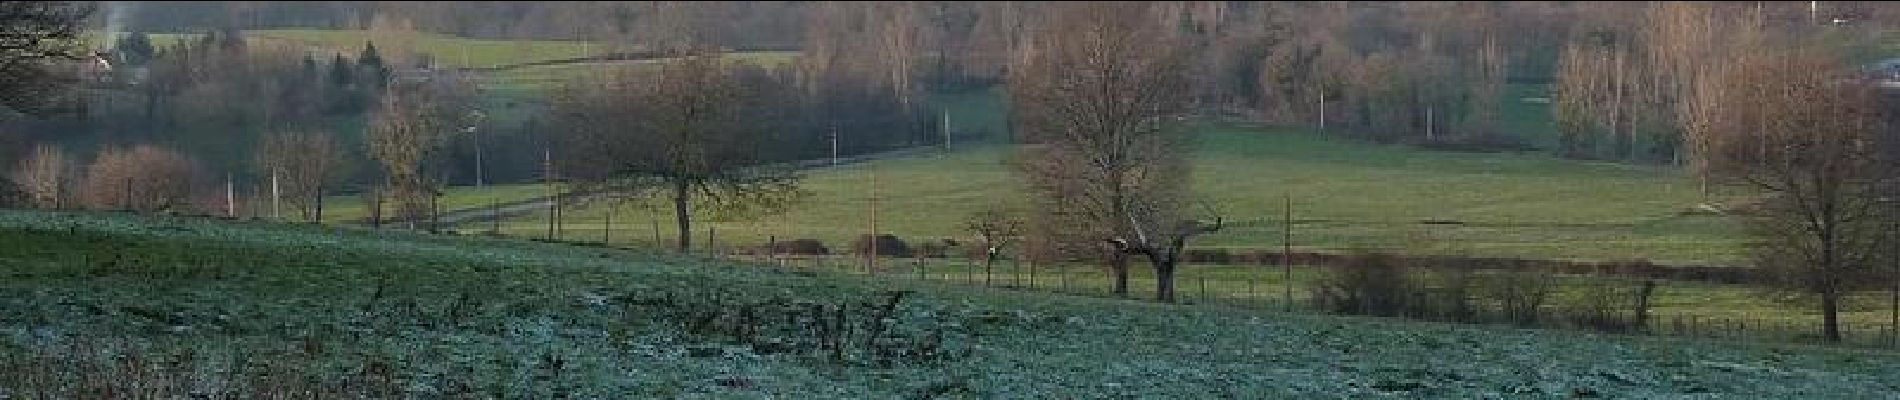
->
<box><xmin>0</xmin><ymin>210</ymin><xmax>1894</xmax><ymax>397</ymax></box>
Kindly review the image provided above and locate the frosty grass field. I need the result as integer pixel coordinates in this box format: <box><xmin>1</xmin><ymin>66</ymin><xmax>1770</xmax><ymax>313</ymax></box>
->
<box><xmin>0</xmin><ymin>210</ymin><xmax>1896</xmax><ymax>397</ymax></box>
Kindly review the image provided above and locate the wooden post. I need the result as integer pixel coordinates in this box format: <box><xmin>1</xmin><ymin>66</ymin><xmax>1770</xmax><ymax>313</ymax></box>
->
<box><xmin>707</xmin><ymin>227</ymin><xmax>717</xmax><ymax>257</ymax></box>
<box><xmin>544</xmin><ymin>149</ymin><xmax>556</xmax><ymax>241</ymax></box>
<box><xmin>768</xmin><ymin>235</ymin><xmax>778</xmax><ymax>266</ymax></box>
<box><xmin>225</xmin><ymin>174</ymin><xmax>236</xmax><ymax>217</ymax></box>
<box><xmin>314</xmin><ymin>185</ymin><xmax>324</xmax><ymax>223</ymax></box>
<box><xmin>1283</xmin><ymin>194</ymin><xmax>1293</xmax><ymax>311</ymax></box>
<box><xmin>649</xmin><ymin>205</ymin><xmax>662</xmax><ymax>248</ymax></box>
<box><xmin>1061</xmin><ymin>264</ymin><xmax>1070</xmax><ymax>292</ymax></box>
<box><xmin>867</xmin><ymin>165</ymin><xmax>879</xmax><ymax>274</ymax></box>
<box><xmin>1028</xmin><ymin>259</ymin><xmax>1037</xmax><ymax>289</ymax></box>
<box><xmin>270</xmin><ymin>169</ymin><xmax>281</xmax><ymax>220</ymax></box>
<box><xmin>1200</xmin><ymin>276</ymin><xmax>1209</xmax><ymax>303</ymax></box>
<box><xmin>603</xmin><ymin>200</ymin><xmax>614</xmax><ymax>246</ymax></box>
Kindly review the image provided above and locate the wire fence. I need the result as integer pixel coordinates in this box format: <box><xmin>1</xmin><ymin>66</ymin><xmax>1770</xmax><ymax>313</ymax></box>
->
<box><xmin>687</xmin><ymin>247</ymin><xmax>1900</xmax><ymax>350</ymax></box>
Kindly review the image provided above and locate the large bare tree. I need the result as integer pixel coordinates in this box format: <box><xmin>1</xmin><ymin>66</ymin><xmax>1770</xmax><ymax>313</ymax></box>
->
<box><xmin>550</xmin><ymin>52</ymin><xmax>800</xmax><ymax>253</ymax></box>
<box><xmin>0</xmin><ymin>1</ymin><xmax>91</xmax><ymax>117</ymax></box>
<box><xmin>1706</xmin><ymin>47</ymin><xmax>1892</xmax><ymax>343</ymax></box>
<box><xmin>1009</xmin><ymin>2</ymin><xmax>1208</xmax><ymax>302</ymax></box>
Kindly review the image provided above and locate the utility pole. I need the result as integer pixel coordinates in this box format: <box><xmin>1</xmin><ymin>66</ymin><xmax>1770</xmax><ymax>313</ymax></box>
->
<box><xmin>1318</xmin><ymin>91</ymin><xmax>1326</xmax><ymax>133</ymax></box>
<box><xmin>225</xmin><ymin>173</ymin><xmax>235</xmax><ymax>217</ymax></box>
<box><xmin>941</xmin><ymin>109</ymin><xmax>951</xmax><ymax>153</ymax></box>
<box><xmin>830</xmin><ymin>124</ymin><xmax>841</xmax><ymax>166</ymax></box>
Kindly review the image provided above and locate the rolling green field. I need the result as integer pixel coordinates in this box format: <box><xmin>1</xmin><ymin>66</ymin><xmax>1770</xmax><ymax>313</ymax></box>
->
<box><xmin>498</xmin><ymin>122</ymin><xmax>1747</xmax><ymax>264</ymax></box>
<box><xmin>1</xmin><ymin>210</ymin><xmax>1894</xmax><ymax>397</ymax></box>
<box><xmin>247</xmin><ymin>29</ymin><xmax>601</xmax><ymax>68</ymax></box>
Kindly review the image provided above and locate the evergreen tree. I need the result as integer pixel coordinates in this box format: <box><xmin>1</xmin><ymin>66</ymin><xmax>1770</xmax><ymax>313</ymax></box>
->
<box><xmin>358</xmin><ymin>41</ymin><xmax>388</xmax><ymax>87</ymax></box>
<box><xmin>329</xmin><ymin>53</ymin><xmax>353</xmax><ymax>87</ymax></box>
<box><xmin>114</xmin><ymin>31</ymin><xmax>155</xmax><ymax>66</ymax></box>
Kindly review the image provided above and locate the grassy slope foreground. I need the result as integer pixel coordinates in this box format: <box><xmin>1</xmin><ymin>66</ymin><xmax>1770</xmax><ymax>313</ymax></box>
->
<box><xmin>0</xmin><ymin>211</ymin><xmax>1893</xmax><ymax>397</ymax></box>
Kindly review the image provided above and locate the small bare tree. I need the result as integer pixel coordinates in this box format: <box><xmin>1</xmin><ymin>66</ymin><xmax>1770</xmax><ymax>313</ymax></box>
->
<box><xmin>964</xmin><ymin>207</ymin><xmax>1023</xmax><ymax>285</ymax></box>
<box><xmin>256</xmin><ymin>130</ymin><xmax>347</xmax><ymax>221</ymax></box>
<box><xmin>367</xmin><ymin>77</ymin><xmax>471</xmax><ymax>227</ymax></box>
<box><xmin>9</xmin><ymin>143</ymin><xmax>74</xmax><ymax>209</ymax></box>
<box><xmin>549</xmin><ymin>51</ymin><xmax>802</xmax><ymax>253</ymax></box>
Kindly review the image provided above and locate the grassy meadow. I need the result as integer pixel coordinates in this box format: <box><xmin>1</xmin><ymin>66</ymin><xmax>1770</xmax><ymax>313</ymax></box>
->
<box><xmin>0</xmin><ymin>210</ymin><xmax>1894</xmax><ymax>397</ymax></box>
<box><xmin>496</xmin><ymin>123</ymin><xmax>1747</xmax><ymax>264</ymax></box>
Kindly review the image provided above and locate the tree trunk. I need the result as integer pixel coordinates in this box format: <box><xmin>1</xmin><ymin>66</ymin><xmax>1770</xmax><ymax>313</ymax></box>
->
<box><xmin>983</xmin><ymin>255</ymin><xmax>994</xmax><ymax>286</ymax></box>
<box><xmin>673</xmin><ymin>179</ymin><xmax>692</xmax><ymax>252</ymax></box>
<box><xmin>1154</xmin><ymin>257</ymin><xmax>1177</xmax><ymax>303</ymax></box>
<box><xmin>1822</xmin><ymin>290</ymin><xmax>1843</xmax><ymax>342</ymax></box>
<box><xmin>1110</xmin><ymin>251</ymin><xmax>1130</xmax><ymax>296</ymax></box>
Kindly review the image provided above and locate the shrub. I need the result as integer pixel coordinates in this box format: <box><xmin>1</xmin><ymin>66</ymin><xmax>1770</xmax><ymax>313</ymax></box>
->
<box><xmin>851</xmin><ymin>234</ymin><xmax>912</xmax><ymax>258</ymax></box>
<box><xmin>1419</xmin><ymin>263</ymin><xmax>1479</xmax><ymax>322</ymax></box>
<box><xmin>78</xmin><ymin>145</ymin><xmax>205</xmax><ymax>213</ymax></box>
<box><xmin>1475</xmin><ymin>267</ymin><xmax>1556</xmax><ymax>327</ymax></box>
<box><xmin>1314</xmin><ymin>252</ymin><xmax>1414</xmax><ymax>317</ymax></box>
<box><xmin>1183</xmin><ymin>248</ymin><xmax>1231</xmax><ymax>264</ymax></box>
<box><xmin>0</xmin><ymin>177</ymin><xmax>22</xmax><ymax>207</ymax></box>
<box><xmin>771</xmin><ymin>239</ymin><xmax>830</xmax><ymax>255</ymax></box>
<box><xmin>1562</xmin><ymin>278</ymin><xmax>1659</xmax><ymax>333</ymax></box>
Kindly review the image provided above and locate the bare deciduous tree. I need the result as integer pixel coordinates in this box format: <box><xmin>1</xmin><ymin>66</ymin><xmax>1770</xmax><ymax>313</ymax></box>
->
<box><xmin>550</xmin><ymin>51</ymin><xmax>801</xmax><ymax>253</ymax></box>
<box><xmin>256</xmin><ymin>130</ymin><xmax>347</xmax><ymax>221</ymax></box>
<box><xmin>367</xmin><ymin>78</ymin><xmax>472</xmax><ymax>227</ymax></box>
<box><xmin>1707</xmin><ymin>48</ymin><xmax>1891</xmax><ymax>343</ymax></box>
<box><xmin>964</xmin><ymin>207</ymin><xmax>1023</xmax><ymax>285</ymax></box>
<box><xmin>1008</xmin><ymin>2</ymin><xmax>1198</xmax><ymax>300</ymax></box>
<box><xmin>8</xmin><ymin>143</ymin><xmax>74</xmax><ymax>209</ymax></box>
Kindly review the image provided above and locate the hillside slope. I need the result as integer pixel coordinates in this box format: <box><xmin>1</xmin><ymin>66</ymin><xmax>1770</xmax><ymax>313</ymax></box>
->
<box><xmin>0</xmin><ymin>210</ymin><xmax>1892</xmax><ymax>397</ymax></box>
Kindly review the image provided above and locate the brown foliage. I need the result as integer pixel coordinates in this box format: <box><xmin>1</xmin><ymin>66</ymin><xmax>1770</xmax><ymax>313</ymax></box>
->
<box><xmin>8</xmin><ymin>143</ymin><xmax>74</xmax><ymax>209</ymax></box>
<box><xmin>78</xmin><ymin>145</ymin><xmax>203</xmax><ymax>213</ymax></box>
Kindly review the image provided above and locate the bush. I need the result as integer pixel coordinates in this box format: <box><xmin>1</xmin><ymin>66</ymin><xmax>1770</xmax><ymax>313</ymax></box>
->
<box><xmin>78</xmin><ymin>145</ymin><xmax>205</xmax><ymax>213</ymax></box>
<box><xmin>1475</xmin><ymin>268</ymin><xmax>1556</xmax><ymax>327</ymax></box>
<box><xmin>914</xmin><ymin>238</ymin><xmax>960</xmax><ymax>258</ymax></box>
<box><xmin>0</xmin><ymin>177</ymin><xmax>22</xmax><ymax>207</ymax></box>
<box><xmin>1419</xmin><ymin>264</ymin><xmax>1479</xmax><ymax>322</ymax></box>
<box><xmin>1314</xmin><ymin>252</ymin><xmax>1414</xmax><ymax>317</ymax></box>
<box><xmin>852</xmin><ymin>234</ymin><xmax>912</xmax><ymax>258</ymax></box>
<box><xmin>1183</xmin><ymin>248</ymin><xmax>1231</xmax><ymax>264</ymax></box>
<box><xmin>1561</xmin><ymin>278</ymin><xmax>1658</xmax><ymax>333</ymax></box>
<box><xmin>771</xmin><ymin>239</ymin><xmax>830</xmax><ymax>255</ymax></box>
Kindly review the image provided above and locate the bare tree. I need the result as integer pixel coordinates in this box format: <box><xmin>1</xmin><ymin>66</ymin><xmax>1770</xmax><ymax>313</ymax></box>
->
<box><xmin>1009</xmin><ymin>2</ymin><xmax>1196</xmax><ymax>300</ymax></box>
<box><xmin>1707</xmin><ymin>47</ymin><xmax>1891</xmax><ymax>343</ymax></box>
<box><xmin>964</xmin><ymin>207</ymin><xmax>1023</xmax><ymax>285</ymax></box>
<box><xmin>256</xmin><ymin>130</ymin><xmax>347</xmax><ymax>221</ymax></box>
<box><xmin>367</xmin><ymin>78</ymin><xmax>471</xmax><ymax>227</ymax></box>
<box><xmin>550</xmin><ymin>51</ymin><xmax>801</xmax><ymax>253</ymax></box>
<box><xmin>8</xmin><ymin>143</ymin><xmax>73</xmax><ymax>209</ymax></box>
<box><xmin>0</xmin><ymin>1</ymin><xmax>92</xmax><ymax>116</ymax></box>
